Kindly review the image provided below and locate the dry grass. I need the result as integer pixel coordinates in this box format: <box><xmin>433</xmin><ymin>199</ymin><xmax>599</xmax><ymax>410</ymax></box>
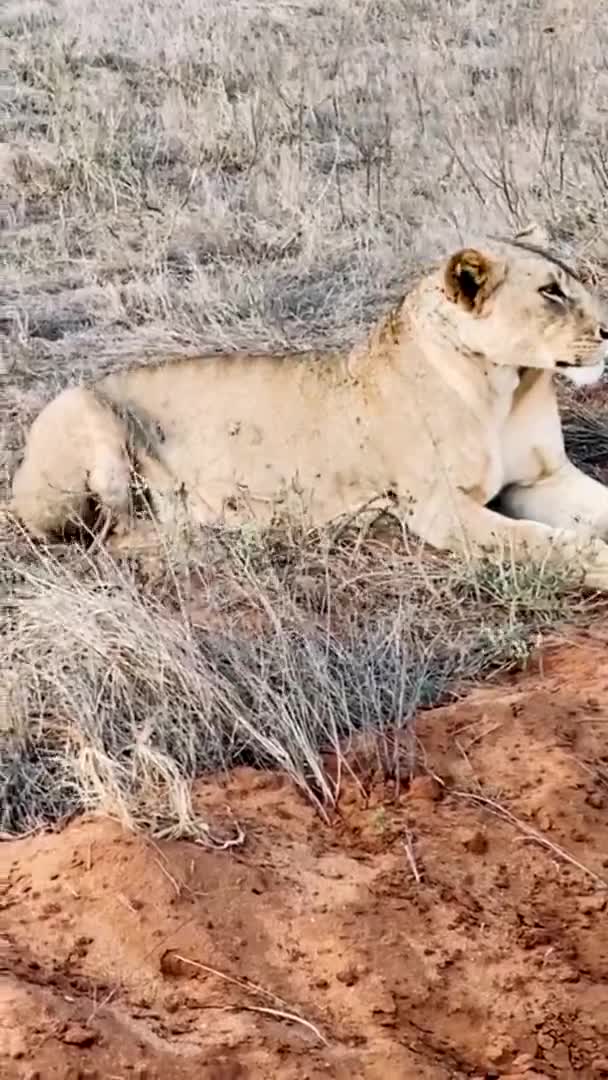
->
<box><xmin>2</xmin><ymin>0</ymin><xmax>608</xmax><ymax>837</ymax></box>
<box><xmin>0</xmin><ymin>523</ymin><xmax>586</xmax><ymax>838</ymax></box>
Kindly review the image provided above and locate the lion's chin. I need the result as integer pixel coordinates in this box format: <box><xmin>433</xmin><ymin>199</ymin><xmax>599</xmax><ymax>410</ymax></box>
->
<box><xmin>560</xmin><ymin>360</ymin><xmax>605</xmax><ymax>388</ymax></box>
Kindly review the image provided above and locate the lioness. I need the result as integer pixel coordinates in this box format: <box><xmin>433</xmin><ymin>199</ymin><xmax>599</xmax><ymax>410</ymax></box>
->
<box><xmin>11</xmin><ymin>229</ymin><xmax>608</xmax><ymax>588</ymax></box>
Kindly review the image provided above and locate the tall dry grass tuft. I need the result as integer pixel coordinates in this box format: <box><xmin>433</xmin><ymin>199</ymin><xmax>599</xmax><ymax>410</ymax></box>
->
<box><xmin>1</xmin><ymin>527</ymin><xmax>582</xmax><ymax>838</ymax></box>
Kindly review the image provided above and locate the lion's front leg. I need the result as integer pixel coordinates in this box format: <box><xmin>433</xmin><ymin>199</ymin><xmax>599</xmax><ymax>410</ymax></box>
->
<box><xmin>499</xmin><ymin>461</ymin><xmax>608</xmax><ymax>540</ymax></box>
<box><xmin>407</xmin><ymin>486</ymin><xmax>608</xmax><ymax>592</ymax></box>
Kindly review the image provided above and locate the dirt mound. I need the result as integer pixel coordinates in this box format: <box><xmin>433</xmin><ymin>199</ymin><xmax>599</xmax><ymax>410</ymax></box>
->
<box><xmin>2</xmin><ymin>633</ymin><xmax>608</xmax><ymax>1080</ymax></box>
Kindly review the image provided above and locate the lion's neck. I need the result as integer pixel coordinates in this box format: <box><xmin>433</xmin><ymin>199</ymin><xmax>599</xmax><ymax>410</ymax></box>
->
<box><xmin>405</xmin><ymin>275</ymin><xmax>526</xmax><ymax>412</ymax></box>
<box><xmin>343</xmin><ymin>273</ymin><xmax>559</xmax><ymax>434</ymax></box>
<box><xmin>346</xmin><ymin>276</ymin><xmax>520</xmax><ymax>418</ymax></box>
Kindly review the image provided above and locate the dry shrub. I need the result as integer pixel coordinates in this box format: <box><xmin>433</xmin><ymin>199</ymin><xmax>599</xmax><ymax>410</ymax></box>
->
<box><xmin>0</xmin><ymin>527</ymin><xmax>582</xmax><ymax>838</ymax></box>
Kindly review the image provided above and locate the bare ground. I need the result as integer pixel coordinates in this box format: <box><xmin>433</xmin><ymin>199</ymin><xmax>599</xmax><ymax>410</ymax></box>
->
<box><xmin>3</xmin><ymin>632</ymin><xmax>608</xmax><ymax>1080</ymax></box>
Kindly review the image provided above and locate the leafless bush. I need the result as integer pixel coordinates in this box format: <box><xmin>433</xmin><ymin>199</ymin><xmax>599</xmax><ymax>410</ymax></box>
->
<box><xmin>0</xmin><ymin>528</ymin><xmax>581</xmax><ymax>838</ymax></box>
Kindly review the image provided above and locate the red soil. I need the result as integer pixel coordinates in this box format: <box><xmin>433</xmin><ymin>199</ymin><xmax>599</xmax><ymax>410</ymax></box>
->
<box><xmin>3</xmin><ymin>631</ymin><xmax>608</xmax><ymax>1079</ymax></box>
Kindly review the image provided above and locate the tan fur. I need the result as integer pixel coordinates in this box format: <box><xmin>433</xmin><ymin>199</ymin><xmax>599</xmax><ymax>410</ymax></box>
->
<box><xmin>11</xmin><ymin>235</ymin><xmax>608</xmax><ymax>588</ymax></box>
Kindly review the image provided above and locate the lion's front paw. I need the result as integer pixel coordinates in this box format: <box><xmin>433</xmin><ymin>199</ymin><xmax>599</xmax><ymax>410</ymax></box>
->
<box><xmin>582</xmin><ymin>540</ymin><xmax>608</xmax><ymax>592</ymax></box>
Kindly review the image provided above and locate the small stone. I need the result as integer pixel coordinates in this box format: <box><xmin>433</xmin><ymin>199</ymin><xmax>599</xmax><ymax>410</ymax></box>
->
<box><xmin>544</xmin><ymin>1043</ymin><xmax>571</xmax><ymax>1070</ymax></box>
<box><xmin>579</xmin><ymin>894</ymin><xmax>607</xmax><ymax>914</ymax></box>
<box><xmin>408</xmin><ymin>776</ymin><xmax>442</xmax><ymax>801</ymax></box>
<box><xmin>536</xmin><ymin>1031</ymin><xmax>555</xmax><ymax>1051</ymax></box>
<box><xmin>62</xmin><ymin>1023</ymin><xmax>98</xmax><ymax>1047</ymax></box>
<box><xmin>485</xmin><ymin>1036</ymin><xmax>513</xmax><ymax>1064</ymax></box>
<box><xmin>42</xmin><ymin>902</ymin><xmax>61</xmax><ymax>917</ymax></box>
<box><xmin>336</xmin><ymin>965</ymin><xmax>359</xmax><ymax>986</ymax></box>
<box><xmin>516</xmin><ymin>1035</ymin><xmax>541</xmax><ymax>1058</ymax></box>
<box><xmin>588</xmin><ymin>791</ymin><xmax>604</xmax><ymax>809</ymax></box>
<box><xmin>512</xmin><ymin>1052</ymin><xmax>535</xmax><ymax>1069</ymax></box>
<box><xmin>462</xmin><ymin>829</ymin><xmax>488</xmax><ymax>855</ymax></box>
<box><xmin>494</xmin><ymin>865</ymin><xmax>510</xmax><ymax>889</ymax></box>
<box><xmin>159</xmin><ymin>950</ymin><xmax>192</xmax><ymax>977</ymax></box>
<box><xmin>570</xmin><ymin>829</ymin><xmax>588</xmax><ymax>843</ymax></box>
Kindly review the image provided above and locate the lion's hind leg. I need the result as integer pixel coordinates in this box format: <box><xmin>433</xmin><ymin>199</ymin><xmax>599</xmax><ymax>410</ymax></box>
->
<box><xmin>11</xmin><ymin>385</ymin><xmax>132</xmax><ymax>542</ymax></box>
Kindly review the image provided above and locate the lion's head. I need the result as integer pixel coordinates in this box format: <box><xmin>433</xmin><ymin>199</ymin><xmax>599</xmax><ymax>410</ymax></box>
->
<box><xmin>437</xmin><ymin>230</ymin><xmax>608</xmax><ymax>386</ymax></box>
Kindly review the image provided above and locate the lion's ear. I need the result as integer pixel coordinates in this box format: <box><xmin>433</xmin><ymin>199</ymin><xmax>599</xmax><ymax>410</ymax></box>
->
<box><xmin>513</xmin><ymin>221</ymin><xmax>550</xmax><ymax>247</ymax></box>
<box><xmin>444</xmin><ymin>248</ymin><xmax>502</xmax><ymax>312</ymax></box>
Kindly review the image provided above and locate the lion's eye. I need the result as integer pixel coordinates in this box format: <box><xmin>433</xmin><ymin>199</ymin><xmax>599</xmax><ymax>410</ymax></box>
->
<box><xmin>540</xmin><ymin>281</ymin><xmax>568</xmax><ymax>304</ymax></box>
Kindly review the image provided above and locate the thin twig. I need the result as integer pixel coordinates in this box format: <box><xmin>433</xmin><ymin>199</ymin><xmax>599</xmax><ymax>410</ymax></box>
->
<box><xmin>150</xmin><ymin>844</ymin><xmax>184</xmax><ymax>898</ymax></box>
<box><xmin>454</xmin><ymin>738</ymin><xmax>483</xmax><ymax>793</ymax></box>
<box><xmin>228</xmin><ymin>1003</ymin><xmax>328</xmax><ymax>1043</ymax></box>
<box><xmin>171</xmin><ymin>954</ymin><xmax>288</xmax><ymax>1006</ymax></box>
<box><xmin>183</xmin><ymin>1001</ymin><xmax>328</xmax><ymax>1043</ymax></box>
<box><xmin>171</xmin><ymin>954</ymin><xmax>327</xmax><ymax>1044</ymax></box>
<box><xmin>87</xmin><ymin>986</ymin><xmax>118</xmax><ymax>1024</ymax></box>
<box><xmin>453</xmin><ymin>790</ymin><xmax>608</xmax><ymax>889</ymax></box>
<box><xmin>117</xmin><ymin>892</ymin><xmax>138</xmax><ymax>913</ymax></box>
<box><xmin>402</xmin><ymin>827</ymin><xmax>422</xmax><ymax>884</ymax></box>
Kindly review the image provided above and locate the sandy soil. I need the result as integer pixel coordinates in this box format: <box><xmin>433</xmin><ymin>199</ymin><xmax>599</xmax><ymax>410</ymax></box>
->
<box><xmin>2</xmin><ymin>631</ymin><xmax>608</xmax><ymax>1079</ymax></box>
